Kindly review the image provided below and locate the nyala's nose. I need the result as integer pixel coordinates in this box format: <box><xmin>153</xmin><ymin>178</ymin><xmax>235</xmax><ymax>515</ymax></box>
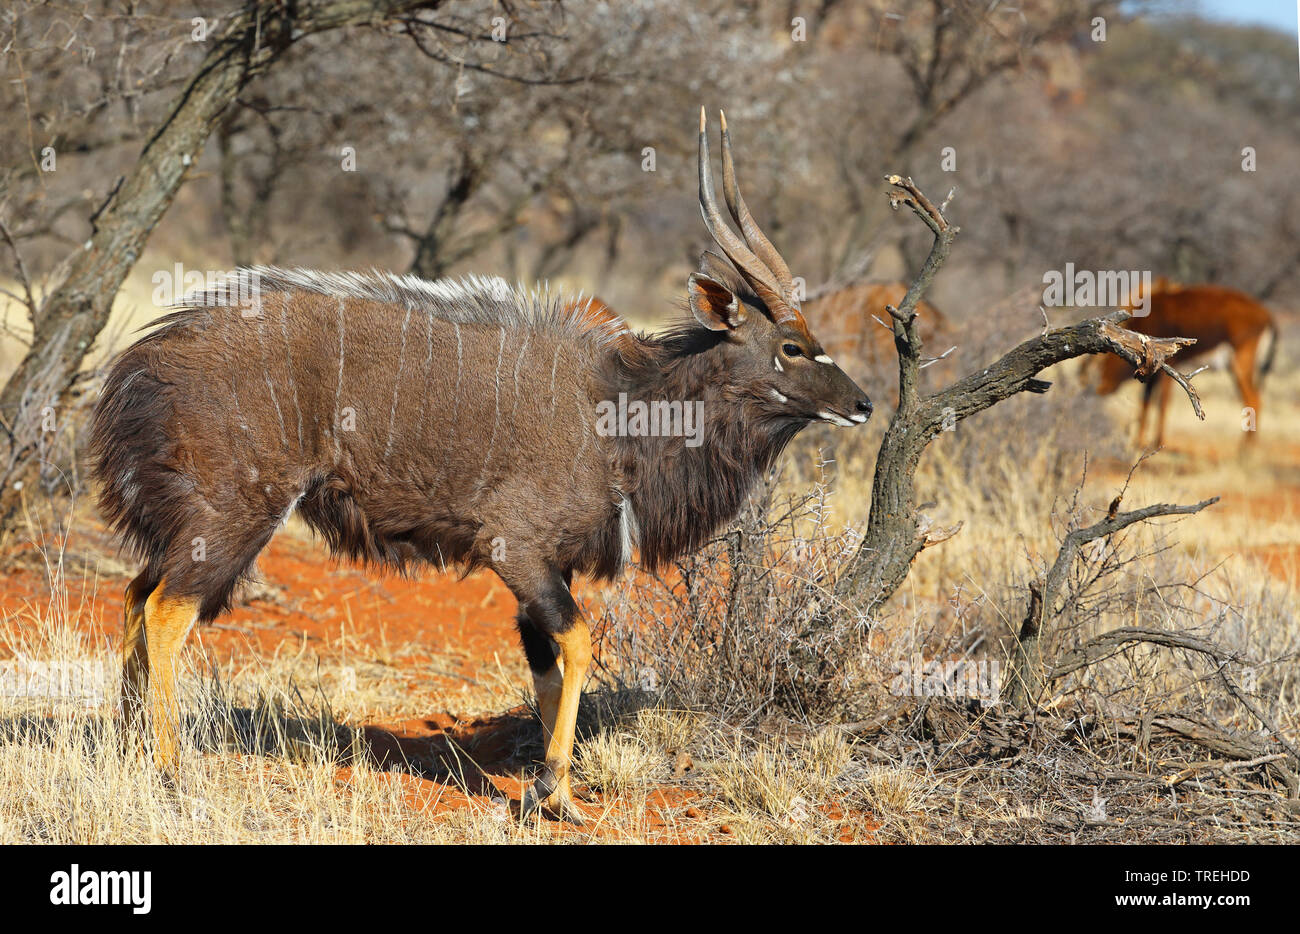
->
<box><xmin>855</xmin><ymin>397</ymin><xmax>873</xmax><ymax>418</ymax></box>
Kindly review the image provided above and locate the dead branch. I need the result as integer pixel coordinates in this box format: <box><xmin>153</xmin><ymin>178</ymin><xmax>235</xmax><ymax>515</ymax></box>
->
<box><xmin>1109</xmin><ymin>715</ymin><xmax>1299</xmax><ymax>795</ymax></box>
<box><xmin>1005</xmin><ymin>554</ymin><xmax>1300</xmax><ymax>794</ymax></box>
<box><xmin>1165</xmin><ymin>753</ymin><xmax>1288</xmax><ymax>788</ymax></box>
<box><xmin>880</xmin><ymin>174</ymin><xmax>957</xmax><ymax>418</ymax></box>
<box><xmin>1216</xmin><ymin>667</ymin><xmax>1300</xmax><ymax>765</ymax></box>
<box><xmin>1045</xmin><ymin>625</ymin><xmax>1233</xmax><ymax>683</ymax></box>
<box><xmin>1098</xmin><ymin>319</ymin><xmax>1204</xmax><ymax>418</ymax></box>
<box><xmin>1007</xmin><ymin>497</ymin><xmax>1218</xmax><ymax>708</ymax></box>
<box><xmin>0</xmin><ymin>213</ymin><xmax>38</xmax><ymax>326</ymax></box>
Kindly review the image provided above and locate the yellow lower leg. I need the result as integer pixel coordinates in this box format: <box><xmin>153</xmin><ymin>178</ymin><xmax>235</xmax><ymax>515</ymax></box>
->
<box><xmin>142</xmin><ymin>579</ymin><xmax>201</xmax><ymax>774</ymax></box>
<box><xmin>1153</xmin><ymin>377</ymin><xmax>1172</xmax><ymax>448</ymax></box>
<box><xmin>524</xmin><ymin>620</ymin><xmax>590</xmax><ymax>819</ymax></box>
<box><xmin>533</xmin><ymin>662</ymin><xmax>563</xmax><ymax>752</ymax></box>
<box><xmin>1135</xmin><ymin>384</ymin><xmax>1154</xmax><ymax>449</ymax></box>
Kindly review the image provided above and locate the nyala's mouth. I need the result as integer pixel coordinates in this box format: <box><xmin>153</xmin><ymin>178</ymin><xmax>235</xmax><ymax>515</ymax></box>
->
<box><xmin>818</xmin><ymin>408</ymin><xmax>869</xmax><ymax>427</ymax></box>
<box><xmin>767</xmin><ymin>390</ymin><xmax>870</xmax><ymax>426</ymax></box>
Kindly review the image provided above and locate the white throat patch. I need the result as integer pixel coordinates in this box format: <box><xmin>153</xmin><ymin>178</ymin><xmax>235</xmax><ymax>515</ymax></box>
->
<box><xmin>618</xmin><ymin>494</ymin><xmax>640</xmax><ymax>568</ymax></box>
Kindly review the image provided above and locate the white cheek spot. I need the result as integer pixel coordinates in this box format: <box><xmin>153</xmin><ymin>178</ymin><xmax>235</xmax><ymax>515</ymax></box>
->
<box><xmin>814</xmin><ymin>354</ymin><xmax>835</xmax><ymax>365</ymax></box>
<box><xmin>773</xmin><ymin>355</ymin><xmax>783</xmax><ymax>372</ymax></box>
<box><xmin>770</xmin><ymin>389</ymin><xmax>789</xmax><ymax>404</ymax></box>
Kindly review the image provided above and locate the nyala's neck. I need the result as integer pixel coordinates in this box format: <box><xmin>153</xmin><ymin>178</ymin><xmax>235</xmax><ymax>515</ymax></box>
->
<box><xmin>603</xmin><ymin>331</ymin><xmax>802</xmax><ymax>569</ymax></box>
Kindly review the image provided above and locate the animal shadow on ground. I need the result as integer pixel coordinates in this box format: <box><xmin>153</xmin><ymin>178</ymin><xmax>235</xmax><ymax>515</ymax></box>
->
<box><xmin>0</xmin><ymin>687</ymin><xmax>657</xmax><ymax>809</ymax></box>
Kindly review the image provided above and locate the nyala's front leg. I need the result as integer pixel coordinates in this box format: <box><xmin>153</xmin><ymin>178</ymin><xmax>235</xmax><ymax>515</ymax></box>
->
<box><xmin>512</xmin><ymin>574</ymin><xmax>589</xmax><ymax>823</ymax></box>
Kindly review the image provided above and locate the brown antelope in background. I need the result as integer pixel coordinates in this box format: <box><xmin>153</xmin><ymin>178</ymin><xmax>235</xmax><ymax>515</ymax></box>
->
<box><xmin>804</xmin><ymin>281</ymin><xmax>951</xmax><ymax>384</ymax></box>
<box><xmin>90</xmin><ymin>110</ymin><xmax>872</xmax><ymax>820</ymax></box>
<box><xmin>1091</xmin><ymin>279</ymin><xmax>1278</xmax><ymax>448</ymax></box>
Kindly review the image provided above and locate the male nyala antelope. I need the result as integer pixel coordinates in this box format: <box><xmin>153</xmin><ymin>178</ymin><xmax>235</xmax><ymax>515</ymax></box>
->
<box><xmin>90</xmin><ymin>110</ymin><xmax>872</xmax><ymax>820</ymax></box>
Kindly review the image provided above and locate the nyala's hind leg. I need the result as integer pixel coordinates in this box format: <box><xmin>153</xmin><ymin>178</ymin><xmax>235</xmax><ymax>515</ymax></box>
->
<box><xmin>1153</xmin><ymin>374</ymin><xmax>1173</xmax><ymax>449</ymax></box>
<box><xmin>141</xmin><ymin>577</ymin><xmax>202</xmax><ymax>776</ymax></box>
<box><xmin>120</xmin><ymin>572</ymin><xmax>157</xmax><ymax>739</ymax></box>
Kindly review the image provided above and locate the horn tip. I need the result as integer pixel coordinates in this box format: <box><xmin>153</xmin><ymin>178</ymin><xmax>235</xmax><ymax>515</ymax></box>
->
<box><xmin>699</xmin><ymin>106</ymin><xmax>706</xmax><ymax>131</ymax></box>
<box><xmin>719</xmin><ymin>110</ymin><xmax>728</xmax><ymax>132</ymax></box>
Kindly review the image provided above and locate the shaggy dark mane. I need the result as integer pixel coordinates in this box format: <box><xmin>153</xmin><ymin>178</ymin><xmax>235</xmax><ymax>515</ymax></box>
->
<box><xmin>604</xmin><ymin>313</ymin><xmax>803</xmax><ymax>571</ymax></box>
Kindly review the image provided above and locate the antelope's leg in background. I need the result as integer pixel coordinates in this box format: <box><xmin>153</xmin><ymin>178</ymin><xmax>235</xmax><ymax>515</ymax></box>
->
<box><xmin>517</xmin><ymin>613</ymin><xmax>562</xmax><ymax>749</ymax></box>
<box><xmin>142</xmin><ymin>578</ymin><xmax>202</xmax><ymax>774</ymax></box>
<box><xmin>1229</xmin><ymin>337</ymin><xmax>1262</xmax><ymax>442</ymax></box>
<box><xmin>120</xmin><ymin>571</ymin><xmax>157</xmax><ymax>736</ymax></box>
<box><xmin>517</xmin><ymin>571</ymin><xmax>590</xmax><ymax>821</ymax></box>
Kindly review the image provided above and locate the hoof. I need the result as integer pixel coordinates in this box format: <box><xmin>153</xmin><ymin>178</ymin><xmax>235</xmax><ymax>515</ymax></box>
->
<box><xmin>520</xmin><ymin>770</ymin><xmax>584</xmax><ymax>825</ymax></box>
<box><xmin>520</xmin><ymin>789</ymin><xmax>585</xmax><ymax>825</ymax></box>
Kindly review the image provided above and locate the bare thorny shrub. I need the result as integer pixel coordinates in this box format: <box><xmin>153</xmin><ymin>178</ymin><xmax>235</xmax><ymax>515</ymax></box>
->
<box><xmin>1026</xmin><ymin>464</ymin><xmax>1297</xmax><ymax>762</ymax></box>
<box><xmin>590</xmin><ymin>424</ymin><xmax>1298</xmax><ymax>839</ymax></box>
<box><xmin>595</xmin><ymin>456</ymin><xmax>1242</xmax><ymax>713</ymax></box>
<box><xmin>593</xmin><ymin>464</ymin><xmax>877</xmax><ymax>726</ymax></box>
<box><xmin>1015</xmin><ymin>459</ymin><xmax>1292</xmax><ymax>704</ymax></box>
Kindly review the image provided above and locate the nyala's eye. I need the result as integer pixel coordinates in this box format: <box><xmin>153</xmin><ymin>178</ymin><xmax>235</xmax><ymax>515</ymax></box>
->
<box><xmin>782</xmin><ymin>343</ymin><xmax>804</xmax><ymax>358</ymax></box>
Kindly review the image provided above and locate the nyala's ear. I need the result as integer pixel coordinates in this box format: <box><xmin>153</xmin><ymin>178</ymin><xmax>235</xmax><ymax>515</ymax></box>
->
<box><xmin>688</xmin><ymin>272</ymin><xmax>746</xmax><ymax>331</ymax></box>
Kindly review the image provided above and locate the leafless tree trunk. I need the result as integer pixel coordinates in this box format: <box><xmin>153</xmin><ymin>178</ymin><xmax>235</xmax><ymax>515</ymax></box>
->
<box><xmin>219</xmin><ymin>108</ymin><xmax>288</xmax><ymax>268</ymax></box>
<box><xmin>825</xmin><ymin>176</ymin><xmax>1300</xmax><ymax>791</ymax></box>
<box><xmin>407</xmin><ymin>147</ymin><xmax>485</xmax><ymax>280</ymax></box>
<box><xmin>402</xmin><ymin>148</ymin><xmax>560</xmax><ymax>282</ymax></box>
